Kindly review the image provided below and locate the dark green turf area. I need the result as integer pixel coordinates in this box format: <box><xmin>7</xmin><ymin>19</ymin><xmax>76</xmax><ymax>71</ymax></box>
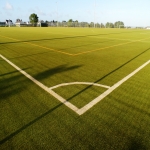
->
<box><xmin>0</xmin><ymin>27</ymin><xmax>150</xmax><ymax>149</ymax></box>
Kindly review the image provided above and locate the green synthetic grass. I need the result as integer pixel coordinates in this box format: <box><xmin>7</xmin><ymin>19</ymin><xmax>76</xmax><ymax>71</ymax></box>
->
<box><xmin>53</xmin><ymin>84</ymin><xmax>107</xmax><ymax>108</ymax></box>
<box><xmin>0</xmin><ymin>27</ymin><xmax>150</xmax><ymax>149</ymax></box>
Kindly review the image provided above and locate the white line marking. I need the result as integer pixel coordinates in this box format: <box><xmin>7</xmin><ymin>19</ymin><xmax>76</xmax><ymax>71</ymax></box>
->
<box><xmin>49</xmin><ymin>82</ymin><xmax>110</xmax><ymax>90</ymax></box>
<box><xmin>1</xmin><ymin>54</ymin><xmax>149</xmax><ymax>115</ymax></box>
<box><xmin>0</xmin><ymin>54</ymin><xmax>79</xmax><ymax>112</ymax></box>
<box><xmin>77</xmin><ymin>60</ymin><xmax>150</xmax><ymax>115</ymax></box>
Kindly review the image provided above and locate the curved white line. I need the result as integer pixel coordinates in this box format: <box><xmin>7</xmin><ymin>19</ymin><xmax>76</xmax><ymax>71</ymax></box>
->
<box><xmin>49</xmin><ymin>82</ymin><xmax>110</xmax><ymax>90</ymax></box>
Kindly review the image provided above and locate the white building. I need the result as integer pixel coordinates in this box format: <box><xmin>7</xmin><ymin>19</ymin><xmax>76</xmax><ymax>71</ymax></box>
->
<box><xmin>146</xmin><ymin>26</ymin><xmax>150</xmax><ymax>29</ymax></box>
<box><xmin>15</xmin><ymin>19</ymin><xmax>31</xmax><ymax>27</ymax></box>
<box><xmin>6</xmin><ymin>20</ymin><xmax>13</xmax><ymax>26</ymax></box>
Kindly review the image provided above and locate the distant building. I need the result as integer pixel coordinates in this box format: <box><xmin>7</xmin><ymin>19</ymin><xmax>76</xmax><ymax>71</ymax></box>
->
<box><xmin>0</xmin><ymin>20</ymin><xmax>13</xmax><ymax>26</ymax></box>
<box><xmin>0</xmin><ymin>22</ymin><xmax>6</xmax><ymax>26</ymax></box>
<box><xmin>15</xmin><ymin>19</ymin><xmax>31</xmax><ymax>27</ymax></box>
<box><xmin>146</xmin><ymin>26</ymin><xmax>150</xmax><ymax>29</ymax></box>
<box><xmin>6</xmin><ymin>20</ymin><xmax>13</xmax><ymax>26</ymax></box>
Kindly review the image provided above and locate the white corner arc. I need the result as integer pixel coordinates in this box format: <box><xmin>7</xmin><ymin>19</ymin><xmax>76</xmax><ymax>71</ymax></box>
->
<box><xmin>49</xmin><ymin>82</ymin><xmax>110</xmax><ymax>90</ymax></box>
<box><xmin>0</xmin><ymin>54</ymin><xmax>149</xmax><ymax>115</ymax></box>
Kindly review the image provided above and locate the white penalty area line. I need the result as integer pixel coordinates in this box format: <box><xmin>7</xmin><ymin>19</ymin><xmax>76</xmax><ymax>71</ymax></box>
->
<box><xmin>0</xmin><ymin>54</ymin><xmax>150</xmax><ymax>115</ymax></box>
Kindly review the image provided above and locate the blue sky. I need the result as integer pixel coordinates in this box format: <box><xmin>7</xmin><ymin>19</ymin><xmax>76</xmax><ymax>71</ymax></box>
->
<box><xmin>0</xmin><ymin>0</ymin><xmax>150</xmax><ymax>26</ymax></box>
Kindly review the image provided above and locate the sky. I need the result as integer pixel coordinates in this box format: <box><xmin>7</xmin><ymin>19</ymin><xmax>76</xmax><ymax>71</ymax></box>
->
<box><xmin>0</xmin><ymin>0</ymin><xmax>150</xmax><ymax>26</ymax></box>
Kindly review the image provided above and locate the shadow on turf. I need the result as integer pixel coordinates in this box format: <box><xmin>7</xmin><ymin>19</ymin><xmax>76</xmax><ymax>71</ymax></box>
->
<box><xmin>34</xmin><ymin>64</ymin><xmax>82</xmax><ymax>80</ymax></box>
<box><xmin>0</xmin><ymin>68</ymin><xmax>30</xmax><ymax>100</ymax></box>
<box><xmin>1</xmin><ymin>39</ymin><xmax>116</xmax><ymax>60</ymax></box>
<box><xmin>59</xmin><ymin>39</ymin><xmax>116</xmax><ymax>51</ymax></box>
<box><xmin>66</xmin><ymin>47</ymin><xmax>150</xmax><ymax>102</ymax></box>
<box><xmin>0</xmin><ymin>102</ymin><xmax>64</xmax><ymax>145</ymax></box>
<box><xmin>0</xmin><ymin>47</ymin><xmax>149</xmax><ymax>145</ymax></box>
<box><xmin>128</xmin><ymin>138</ymin><xmax>147</xmax><ymax>150</ymax></box>
<box><xmin>0</xmin><ymin>64</ymin><xmax>82</xmax><ymax>144</ymax></box>
<box><xmin>0</xmin><ymin>30</ymin><xmax>139</xmax><ymax>45</ymax></box>
<box><xmin>0</xmin><ymin>68</ymin><xmax>29</xmax><ymax>77</ymax></box>
<box><xmin>109</xmin><ymin>95</ymin><xmax>150</xmax><ymax>118</ymax></box>
<box><xmin>7</xmin><ymin>51</ymin><xmax>52</xmax><ymax>60</ymax></box>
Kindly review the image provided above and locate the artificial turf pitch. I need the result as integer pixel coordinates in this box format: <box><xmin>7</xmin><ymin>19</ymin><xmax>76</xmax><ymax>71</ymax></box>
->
<box><xmin>0</xmin><ymin>27</ymin><xmax>150</xmax><ymax>149</ymax></box>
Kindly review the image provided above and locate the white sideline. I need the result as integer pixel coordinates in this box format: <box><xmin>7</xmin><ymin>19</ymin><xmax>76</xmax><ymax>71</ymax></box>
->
<box><xmin>0</xmin><ymin>54</ymin><xmax>79</xmax><ymax>112</ymax></box>
<box><xmin>1</xmin><ymin>54</ymin><xmax>149</xmax><ymax>115</ymax></box>
<box><xmin>49</xmin><ymin>82</ymin><xmax>110</xmax><ymax>90</ymax></box>
<box><xmin>77</xmin><ymin>60</ymin><xmax>150</xmax><ymax>115</ymax></box>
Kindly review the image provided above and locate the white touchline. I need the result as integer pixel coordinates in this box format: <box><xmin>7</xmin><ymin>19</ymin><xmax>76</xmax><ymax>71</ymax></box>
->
<box><xmin>1</xmin><ymin>54</ymin><xmax>149</xmax><ymax>116</ymax></box>
<box><xmin>0</xmin><ymin>54</ymin><xmax>79</xmax><ymax>112</ymax></box>
<box><xmin>77</xmin><ymin>60</ymin><xmax>150</xmax><ymax>115</ymax></box>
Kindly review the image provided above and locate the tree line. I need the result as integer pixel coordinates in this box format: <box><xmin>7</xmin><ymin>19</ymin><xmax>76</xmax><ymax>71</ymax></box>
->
<box><xmin>28</xmin><ymin>13</ymin><xmax>125</xmax><ymax>28</ymax></box>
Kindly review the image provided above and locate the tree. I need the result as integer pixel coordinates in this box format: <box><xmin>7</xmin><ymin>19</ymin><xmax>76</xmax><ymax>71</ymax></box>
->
<box><xmin>95</xmin><ymin>23</ymin><xmax>100</xmax><ymax>28</ymax></box>
<box><xmin>29</xmin><ymin>13</ymin><xmax>39</xmax><ymax>26</ymax></box>
<box><xmin>100</xmin><ymin>23</ymin><xmax>105</xmax><ymax>28</ymax></box>
<box><xmin>105</xmin><ymin>22</ymin><xmax>114</xmax><ymax>28</ymax></box>
<box><xmin>90</xmin><ymin>22</ymin><xmax>94</xmax><ymax>28</ymax></box>
<box><xmin>68</xmin><ymin>19</ymin><xmax>73</xmax><ymax>27</ymax></box>
<box><xmin>68</xmin><ymin>19</ymin><xmax>73</xmax><ymax>22</ymax></box>
<box><xmin>114</xmin><ymin>21</ymin><xmax>124</xmax><ymax>28</ymax></box>
<box><xmin>73</xmin><ymin>20</ymin><xmax>78</xmax><ymax>27</ymax></box>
